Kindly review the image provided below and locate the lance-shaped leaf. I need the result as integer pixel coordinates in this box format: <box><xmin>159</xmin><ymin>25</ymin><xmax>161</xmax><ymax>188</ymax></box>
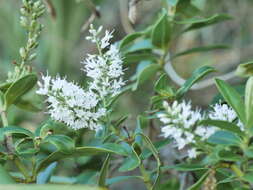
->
<box><xmin>236</xmin><ymin>61</ymin><xmax>253</xmax><ymax>77</ymax></box>
<box><xmin>199</xmin><ymin>119</ymin><xmax>244</xmax><ymax>136</ymax></box>
<box><xmin>215</xmin><ymin>79</ymin><xmax>246</xmax><ymax>124</ymax></box>
<box><xmin>245</xmin><ymin>77</ymin><xmax>253</xmax><ymax>129</ymax></box>
<box><xmin>151</xmin><ymin>12</ymin><xmax>172</xmax><ymax>49</ymax></box>
<box><xmin>172</xmin><ymin>44</ymin><xmax>230</xmax><ymax>59</ymax></box>
<box><xmin>37</xmin><ymin>162</ymin><xmax>58</xmax><ymax>184</ymax></box>
<box><xmin>36</xmin><ymin>144</ymin><xmax>127</xmax><ymax>173</ymax></box>
<box><xmin>176</xmin><ymin>14</ymin><xmax>232</xmax><ymax>32</ymax></box>
<box><xmin>4</xmin><ymin>74</ymin><xmax>37</xmax><ymax>109</ymax></box>
<box><xmin>176</xmin><ymin>66</ymin><xmax>215</xmax><ymax>98</ymax></box>
<box><xmin>0</xmin><ymin>126</ymin><xmax>34</xmax><ymax>141</ymax></box>
<box><xmin>98</xmin><ymin>154</ymin><xmax>111</xmax><ymax>187</ymax></box>
<box><xmin>187</xmin><ymin>170</ymin><xmax>210</xmax><ymax>190</ymax></box>
<box><xmin>43</xmin><ymin>135</ymin><xmax>75</xmax><ymax>154</ymax></box>
<box><xmin>207</xmin><ymin>131</ymin><xmax>242</xmax><ymax>146</ymax></box>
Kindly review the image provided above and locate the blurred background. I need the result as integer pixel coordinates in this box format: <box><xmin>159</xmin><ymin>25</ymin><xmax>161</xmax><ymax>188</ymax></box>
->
<box><xmin>0</xmin><ymin>0</ymin><xmax>253</xmax><ymax>188</ymax></box>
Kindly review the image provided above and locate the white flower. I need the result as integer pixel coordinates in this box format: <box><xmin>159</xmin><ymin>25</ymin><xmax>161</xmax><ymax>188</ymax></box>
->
<box><xmin>82</xmin><ymin>26</ymin><xmax>125</xmax><ymax>98</ymax></box>
<box><xmin>37</xmin><ymin>76</ymin><xmax>106</xmax><ymax>131</ymax></box>
<box><xmin>188</xmin><ymin>148</ymin><xmax>197</xmax><ymax>158</ymax></box>
<box><xmin>209</xmin><ymin>103</ymin><xmax>237</xmax><ymax>122</ymax></box>
<box><xmin>159</xmin><ymin>100</ymin><xmax>202</xmax><ymax>153</ymax></box>
<box><xmin>208</xmin><ymin>103</ymin><xmax>244</xmax><ymax>131</ymax></box>
<box><xmin>37</xmin><ymin>25</ymin><xmax>126</xmax><ymax>132</ymax></box>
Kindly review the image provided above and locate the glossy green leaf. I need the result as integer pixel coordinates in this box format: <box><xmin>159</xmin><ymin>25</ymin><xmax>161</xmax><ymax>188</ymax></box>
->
<box><xmin>245</xmin><ymin>77</ymin><xmax>253</xmax><ymax>128</ymax></box>
<box><xmin>123</xmin><ymin>39</ymin><xmax>154</xmax><ymax>54</ymax></box>
<box><xmin>0</xmin><ymin>126</ymin><xmax>34</xmax><ymax>141</ymax></box>
<box><xmin>43</xmin><ymin>135</ymin><xmax>75</xmax><ymax>153</ymax></box>
<box><xmin>152</xmin><ymin>13</ymin><xmax>172</xmax><ymax>49</ymax></box>
<box><xmin>215</xmin><ymin>79</ymin><xmax>246</xmax><ymax>124</ymax></box>
<box><xmin>120</xmin><ymin>32</ymin><xmax>144</xmax><ymax>50</ymax></box>
<box><xmin>0</xmin><ymin>165</ymin><xmax>16</xmax><ymax>184</ymax></box>
<box><xmin>132</xmin><ymin>64</ymin><xmax>161</xmax><ymax>91</ymax></box>
<box><xmin>176</xmin><ymin>14</ymin><xmax>232</xmax><ymax>32</ymax></box>
<box><xmin>199</xmin><ymin>119</ymin><xmax>244</xmax><ymax>136</ymax></box>
<box><xmin>37</xmin><ymin>162</ymin><xmax>57</xmax><ymax>184</ymax></box>
<box><xmin>36</xmin><ymin>145</ymin><xmax>127</xmax><ymax>173</ymax></box>
<box><xmin>118</xmin><ymin>143</ymin><xmax>141</xmax><ymax>172</ymax></box>
<box><xmin>98</xmin><ymin>154</ymin><xmax>111</xmax><ymax>187</ymax></box>
<box><xmin>162</xmin><ymin>164</ymin><xmax>206</xmax><ymax>172</ymax></box>
<box><xmin>124</xmin><ymin>51</ymin><xmax>158</xmax><ymax>64</ymax></box>
<box><xmin>154</xmin><ymin>74</ymin><xmax>174</xmax><ymax>97</ymax></box>
<box><xmin>4</xmin><ymin>74</ymin><xmax>37</xmax><ymax>109</ymax></box>
<box><xmin>236</xmin><ymin>61</ymin><xmax>253</xmax><ymax>77</ymax></box>
<box><xmin>172</xmin><ymin>44</ymin><xmax>230</xmax><ymax>59</ymax></box>
<box><xmin>207</xmin><ymin>131</ymin><xmax>241</xmax><ymax>146</ymax></box>
<box><xmin>187</xmin><ymin>171</ymin><xmax>209</xmax><ymax>190</ymax></box>
<box><xmin>176</xmin><ymin>66</ymin><xmax>215</xmax><ymax>98</ymax></box>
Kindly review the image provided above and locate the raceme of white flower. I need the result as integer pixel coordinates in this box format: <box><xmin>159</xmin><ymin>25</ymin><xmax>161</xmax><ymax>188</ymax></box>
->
<box><xmin>208</xmin><ymin>103</ymin><xmax>244</xmax><ymax>131</ymax></box>
<box><xmin>83</xmin><ymin>24</ymin><xmax>125</xmax><ymax>97</ymax></box>
<box><xmin>37</xmin><ymin>25</ymin><xmax>125</xmax><ymax>131</ymax></box>
<box><xmin>37</xmin><ymin>75</ymin><xmax>106</xmax><ymax>131</ymax></box>
<box><xmin>158</xmin><ymin>101</ymin><xmax>244</xmax><ymax>159</ymax></box>
<box><xmin>158</xmin><ymin>101</ymin><xmax>202</xmax><ymax>158</ymax></box>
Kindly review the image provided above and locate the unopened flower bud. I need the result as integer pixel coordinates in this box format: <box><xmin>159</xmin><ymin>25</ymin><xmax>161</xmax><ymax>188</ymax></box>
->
<box><xmin>19</xmin><ymin>47</ymin><xmax>26</xmax><ymax>58</ymax></box>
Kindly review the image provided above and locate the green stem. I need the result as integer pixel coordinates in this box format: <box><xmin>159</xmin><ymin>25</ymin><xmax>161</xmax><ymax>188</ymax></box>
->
<box><xmin>0</xmin><ymin>110</ymin><xmax>14</xmax><ymax>153</ymax></box>
<box><xmin>14</xmin><ymin>157</ymin><xmax>31</xmax><ymax>182</ymax></box>
<box><xmin>139</xmin><ymin>162</ymin><xmax>153</xmax><ymax>190</ymax></box>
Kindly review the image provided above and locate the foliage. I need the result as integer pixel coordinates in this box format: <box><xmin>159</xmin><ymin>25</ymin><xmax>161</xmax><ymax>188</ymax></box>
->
<box><xmin>1</xmin><ymin>0</ymin><xmax>253</xmax><ymax>190</ymax></box>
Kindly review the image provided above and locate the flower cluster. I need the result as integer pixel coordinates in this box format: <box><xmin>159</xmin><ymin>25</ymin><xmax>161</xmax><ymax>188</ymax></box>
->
<box><xmin>37</xmin><ymin>25</ymin><xmax>125</xmax><ymax>131</ymax></box>
<box><xmin>158</xmin><ymin>101</ymin><xmax>243</xmax><ymax>158</ymax></box>
<box><xmin>158</xmin><ymin>101</ymin><xmax>202</xmax><ymax>158</ymax></box>
<box><xmin>37</xmin><ymin>75</ymin><xmax>106</xmax><ymax>131</ymax></box>
<box><xmin>83</xmin><ymin>25</ymin><xmax>125</xmax><ymax>97</ymax></box>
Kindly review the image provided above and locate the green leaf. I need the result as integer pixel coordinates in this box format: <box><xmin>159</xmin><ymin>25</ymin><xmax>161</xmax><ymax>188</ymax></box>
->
<box><xmin>199</xmin><ymin>119</ymin><xmax>244</xmax><ymax>136</ymax></box>
<box><xmin>0</xmin><ymin>90</ymin><xmax>4</xmax><ymax>108</ymax></box>
<box><xmin>98</xmin><ymin>154</ymin><xmax>111</xmax><ymax>187</ymax></box>
<box><xmin>14</xmin><ymin>98</ymin><xmax>41</xmax><ymax>112</ymax></box>
<box><xmin>120</xmin><ymin>32</ymin><xmax>144</xmax><ymax>50</ymax></box>
<box><xmin>37</xmin><ymin>162</ymin><xmax>57</xmax><ymax>184</ymax></box>
<box><xmin>172</xmin><ymin>44</ymin><xmax>230</xmax><ymax>59</ymax></box>
<box><xmin>207</xmin><ymin>131</ymin><xmax>241</xmax><ymax>146</ymax></box>
<box><xmin>43</xmin><ymin>135</ymin><xmax>75</xmax><ymax>154</ymax></box>
<box><xmin>4</xmin><ymin>74</ymin><xmax>37</xmax><ymax>109</ymax></box>
<box><xmin>36</xmin><ymin>145</ymin><xmax>126</xmax><ymax>173</ymax></box>
<box><xmin>118</xmin><ymin>143</ymin><xmax>141</xmax><ymax>172</ymax></box>
<box><xmin>215</xmin><ymin>79</ymin><xmax>246</xmax><ymax>124</ymax></box>
<box><xmin>176</xmin><ymin>66</ymin><xmax>215</xmax><ymax>98</ymax></box>
<box><xmin>123</xmin><ymin>39</ymin><xmax>154</xmax><ymax>53</ymax></box>
<box><xmin>0</xmin><ymin>126</ymin><xmax>34</xmax><ymax>141</ymax></box>
<box><xmin>218</xmin><ymin>150</ymin><xmax>241</xmax><ymax>162</ymax></box>
<box><xmin>0</xmin><ymin>165</ymin><xmax>16</xmax><ymax>184</ymax></box>
<box><xmin>136</xmin><ymin>133</ymin><xmax>161</xmax><ymax>189</ymax></box>
<box><xmin>176</xmin><ymin>14</ymin><xmax>232</xmax><ymax>32</ymax></box>
<box><xmin>106</xmin><ymin>176</ymin><xmax>143</xmax><ymax>186</ymax></box>
<box><xmin>162</xmin><ymin>164</ymin><xmax>206</xmax><ymax>172</ymax></box>
<box><xmin>132</xmin><ymin>63</ymin><xmax>161</xmax><ymax>91</ymax></box>
<box><xmin>0</xmin><ymin>82</ymin><xmax>12</xmax><ymax>92</ymax></box>
<box><xmin>151</xmin><ymin>13</ymin><xmax>172</xmax><ymax>49</ymax></box>
<box><xmin>124</xmin><ymin>51</ymin><xmax>158</xmax><ymax>64</ymax></box>
<box><xmin>242</xmin><ymin>172</ymin><xmax>253</xmax><ymax>183</ymax></box>
<box><xmin>236</xmin><ymin>61</ymin><xmax>253</xmax><ymax>77</ymax></box>
<box><xmin>154</xmin><ymin>74</ymin><xmax>175</xmax><ymax>97</ymax></box>
<box><xmin>187</xmin><ymin>171</ymin><xmax>209</xmax><ymax>190</ymax></box>
<box><xmin>245</xmin><ymin>77</ymin><xmax>253</xmax><ymax>129</ymax></box>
